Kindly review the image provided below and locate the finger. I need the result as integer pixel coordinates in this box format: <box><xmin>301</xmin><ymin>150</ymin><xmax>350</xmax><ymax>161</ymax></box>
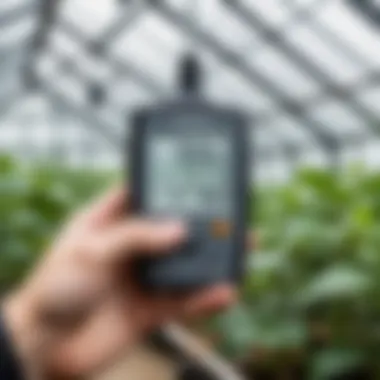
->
<box><xmin>148</xmin><ymin>285</ymin><xmax>237</xmax><ymax>327</ymax></box>
<box><xmin>91</xmin><ymin>219</ymin><xmax>186</xmax><ymax>263</ymax></box>
<box><xmin>182</xmin><ymin>284</ymin><xmax>238</xmax><ymax>318</ymax></box>
<box><xmin>81</xmin><ymin>187</ymin><xmax>128</xmax><ymax>226</ymax></box>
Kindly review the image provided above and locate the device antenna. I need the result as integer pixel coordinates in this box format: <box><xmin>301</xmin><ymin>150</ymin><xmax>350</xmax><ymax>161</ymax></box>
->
<box><xmin>179</xmin><ymin>54</ymin><xmax>202</xmax><ymax>96</ymax></box>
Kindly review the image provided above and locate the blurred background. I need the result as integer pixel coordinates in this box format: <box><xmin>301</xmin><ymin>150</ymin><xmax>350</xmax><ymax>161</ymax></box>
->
<box><xmin>1</xmin><ymin>0</ymin><xmax>380</xmax><ymax>379</ymax></box>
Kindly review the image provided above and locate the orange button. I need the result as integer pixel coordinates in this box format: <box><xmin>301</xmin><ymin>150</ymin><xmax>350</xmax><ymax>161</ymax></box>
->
<box><xmin>211</xmin><ymin>220</ymin><xmax>232</xmax><ymax>239</ymax></box>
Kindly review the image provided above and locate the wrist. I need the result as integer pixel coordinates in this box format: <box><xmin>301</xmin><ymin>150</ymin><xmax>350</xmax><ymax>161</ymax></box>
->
<box><xmin>3</xmin><ymin>288</ymin><xmax>53</xmax><ymax>380</ymax></box>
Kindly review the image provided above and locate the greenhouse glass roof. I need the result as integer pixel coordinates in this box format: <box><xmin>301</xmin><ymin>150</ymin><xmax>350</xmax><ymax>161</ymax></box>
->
<box><xmin>1</xmin><ymin>0</ymin><xmax>380</xmax><ymax>180</ymax></box>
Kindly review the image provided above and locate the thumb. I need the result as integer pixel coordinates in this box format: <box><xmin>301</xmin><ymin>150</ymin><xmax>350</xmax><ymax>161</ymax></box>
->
<box><xmin>87</xmin><ymin>219</ymin><xmax>187</xmax><ymax>264</ymax></box>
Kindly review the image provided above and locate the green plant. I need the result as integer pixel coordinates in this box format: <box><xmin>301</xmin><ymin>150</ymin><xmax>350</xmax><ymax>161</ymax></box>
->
<box><xmin>213</xmin><ymin>167</ymin><xmax>380</xmax><ymax>379</ymax></box>
<box><xmin>0</xmin><ymin>155</ymin><xmax>115</xmax><ymax>291</ymax></box>
<box><xmin>2</xmin><ymin>155</ymin><xmax>380</xmax><ymax>379</ymax></box>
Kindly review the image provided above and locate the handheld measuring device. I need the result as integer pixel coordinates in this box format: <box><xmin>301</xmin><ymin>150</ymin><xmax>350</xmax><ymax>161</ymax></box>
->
<box><xmin>130</xmin><ymin>56</ymin><xmax>249</xmax><ymax>290</ymax></box>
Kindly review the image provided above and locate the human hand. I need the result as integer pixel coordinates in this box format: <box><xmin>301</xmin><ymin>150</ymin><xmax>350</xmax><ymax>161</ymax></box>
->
<box><xmin>3</xmin><ymin>188</ymin><xmax>236</xmax><ymax>379</ymax></box>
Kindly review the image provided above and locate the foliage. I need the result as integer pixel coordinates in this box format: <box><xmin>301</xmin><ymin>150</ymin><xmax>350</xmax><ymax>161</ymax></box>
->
<box><xmin>213</xmin><ymin>167</ymin><xmax>380</xmax><ymax>379</ymax></box>
<box><xmin>0</xmin><ymin>155</ymin><xmax>115</xmax><ymax>291</ymax></box>
<box><xmin>1</xmin><ymin>156</ymin><xmax>380</xmax><ymax>378</ymax></box>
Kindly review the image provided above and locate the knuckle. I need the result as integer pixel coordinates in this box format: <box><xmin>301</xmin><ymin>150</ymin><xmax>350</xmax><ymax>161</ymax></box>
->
<box><xmin>79</xmin><ymin>236</ymin><xmax>106</xmax><ymax>262</ymax></box>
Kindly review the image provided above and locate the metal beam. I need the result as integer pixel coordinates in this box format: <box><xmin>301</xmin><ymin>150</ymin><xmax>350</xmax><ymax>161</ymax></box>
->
<box><xmin>0</xmin><ymin>45</ymin><xmax>28</xmax><ymax>68</ymax></box>
<box><xmin>52</xmin><ymin>33</ymin><xmax>306</xmax><ymax>163</ymax></box>
<box><xmin>55</xmin><ymin>18</ymin><xmax>308</xmax><ymax>162</ymax></box>
<box><xmin>253</xmin><ymin>69</ymin><xmax>380</xmax><ymax>127</ymax></box>
<box><xmin>38</xmin><ymin>76</ymin><xmax>122</xmax><ymax>147</ymax></box>
<box><xmin>48</xmin><ymin>28</ymin><xmax>299</xmax><ymax>163</ymax></box>
<box><xmin>300</xmin><ymin>9</ymin><xmax>371</xmax><ymax>69</ymax></box>
<box><xmin>37</xmin><ymin>59</ymin><xmax>372</xmax><ymax>164</ymax></box>
<box><xmin>35</xmin><ymin>1</ymin><xmax>317</xmax><ymax>162</ymax></box>
<box><xmin>0</xmin><ymin>1</ymin><xmax>37</xmax><ymax>30</ymax></box>
<box><xmin>47</xmin><ymin>1</ymin><xmax>378</xmax><ymax>162</ymax></box>
<box><xmin>151</xmin><ymin>0</ymin><xmax>340</xmax><ymax>159</ymax></box>
<box><xmin>261</xmin><ymin>0</ymin><xmax>370</xmax><ymax>68</ymax></box>
<box><xmin>40</xmin><ymin>61</ymin><xmax>297</xmax><ymax>164</ymax></box>
<box><xmin>0</xmin><ymin>87</ymin><xmax>24</xmax><ymax>121</ymax></box>
<box><xmin>93</xmin><ymin>2</ymin><xmax>145</xmax><ymax>50</ymax></box>
<box><xmin>225</xmin><ymin>0</ymin><xmax>379</xmax><ymax>137</ymax></box>
<box><xmin>55</xmin><ymin>0</ymin><xmax>374</xmax><ymax>160</ymax></box>
<box><xmin>22</xmin><ymin>0</ymin><xmax>62</xmax><ymax>91</ymax></box>
<box><xmin>58</xmin><ymin>18</ymin><xmax>168</xmax><ymax>96</ymax></box>
<box><xmin>33</xmin><ymin>0</ymin><xmax>61</xmax><ymax>51</ymax></box>
<box><xmin>349</xmin><ymin>0</ymin><xmax>380</xmax><ymax>30</ymax></box>
<box><xmin>46</xmin><ymin>38</ymin><xmax>298</xmax><ymax>163</ymax></box>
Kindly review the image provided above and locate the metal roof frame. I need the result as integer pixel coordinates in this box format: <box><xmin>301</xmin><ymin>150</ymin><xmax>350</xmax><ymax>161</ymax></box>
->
<box><xmin>1</xmin><ymin>0</ymin><xmax>380</xmax><ymax>168</ymax></box>
<box><xmin>225</xmin><ymin>0</ymin><xmax>379</xmax><ymax>137</ymax></box>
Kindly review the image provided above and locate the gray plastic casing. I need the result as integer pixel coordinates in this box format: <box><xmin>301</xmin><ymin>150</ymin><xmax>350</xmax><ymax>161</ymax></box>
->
<box><xmin>129</xmin><ymin>100</ymin><xmax>250</xmax><ymax>291</ymax></box>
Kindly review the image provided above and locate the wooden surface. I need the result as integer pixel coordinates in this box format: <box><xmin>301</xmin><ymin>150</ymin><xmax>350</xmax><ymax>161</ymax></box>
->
<box><xmin>95</xmin><ymin>346</ymin><xmax>178</xmax><ymax>380</ymax></box>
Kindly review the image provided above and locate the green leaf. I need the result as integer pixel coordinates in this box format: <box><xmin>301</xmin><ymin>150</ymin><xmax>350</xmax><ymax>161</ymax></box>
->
<box><xmin>0</xmin><ymin>157</ymin><xmax>114</xmax><ymax>288</ymax></box>
<box><xmin>215</xmin><ymin>304</ymin><xmax>256</xmax><ymax>358</ymax></box>
<box><xmin>298</xmin><ymin>266</ymin><xmax>373</xmax><ymax>306</ymax></box>
<box><xmin>310</xmin><ymin>349</ymin><xmax>365</xmax><ymax>380</ymax></box>
<box><xmin>248</xmin><ymin>251</ymin><xmax>287</xmax><ymax>273</ymax></box>
<box><xmin>253</xmin><ymin>320</ymin><xmax>308</xmax><ymax>350</ymax></box>
<box><xmin>0</xmin><ymin>155</ymin><xmax>16</xmax><ymax>173</ymax></box>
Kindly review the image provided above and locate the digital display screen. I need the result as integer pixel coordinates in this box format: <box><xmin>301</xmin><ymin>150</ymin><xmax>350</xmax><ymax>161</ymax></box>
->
<box><xmin>144</xmin><ymin>120</ymin><xmax>233</xmax><ymax>217</ymax></box>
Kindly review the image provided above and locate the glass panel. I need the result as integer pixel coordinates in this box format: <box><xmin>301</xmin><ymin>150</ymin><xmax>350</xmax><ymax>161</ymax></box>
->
<box><xmin>247</xmin><ymin>46</ymin><xmax>321</xmax><ymax>101</ymax></box>
<box><xmin>245</xmin><ymin>0</ymin><xmax>293</xmax><ymax>27</ymax></box>
<box><xmin>266</xmin><ymin>114</ymin><xmax>315</xmax><ymax>143</ymax></box>
<box><xmin>285</xmin><ymin>24</ymin><xmax>363</xmax><ymax>84</ymax></box>
<box><xmin>47</xmin><ymin>27</ymin><xmax>84</xmax><ymax>60</ymax></box>
<box><xmin>205</xmin><ymin>56</ymin><xmax>277</xmax><ymax>113</ymax></box>
<box><xmin>292</xmin><ymin>0</ymin><xmax>319</xmax><ymax>7</ymax></box>
<box><xmin>356</xmin><ymin>87</ymin><xmax>380</xmax><ymax>117</ymax></box>
<box><xmin>114</xmin><ymin>11</ymin><xmax>187</xmax><ymax>55</ymax></box>
<box><xmin>0</xmin><ymin>0</ymin><xmax>29</xmax><ymax>13</ymax></box>
<box><xmin>201</xmin><ymin>0</ymin><xmax>258</xmax><ymax>52</ymax></box>
<box><xmin>319</xmin><ymin>0</ymin><xmax>380</xmax><ymax>68</ymax></box>
<box><xmin>308</xmin><ymin>100</ymin><xmax>369</xmax><ymax>134</ymax></box>
<box><xmin>61</xmin><ymin>0</ymin><xmax>118</xmax><ymax>37</ymax></box>
<box><xmin>0</xmin><ymin>15</ymin><xmax>36</xmax><ymax>46</ymax></box>
<box><xmin>111</xmin><ymin>13</ymin><xmax>187</xmax><ymax>89</ymax></box>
